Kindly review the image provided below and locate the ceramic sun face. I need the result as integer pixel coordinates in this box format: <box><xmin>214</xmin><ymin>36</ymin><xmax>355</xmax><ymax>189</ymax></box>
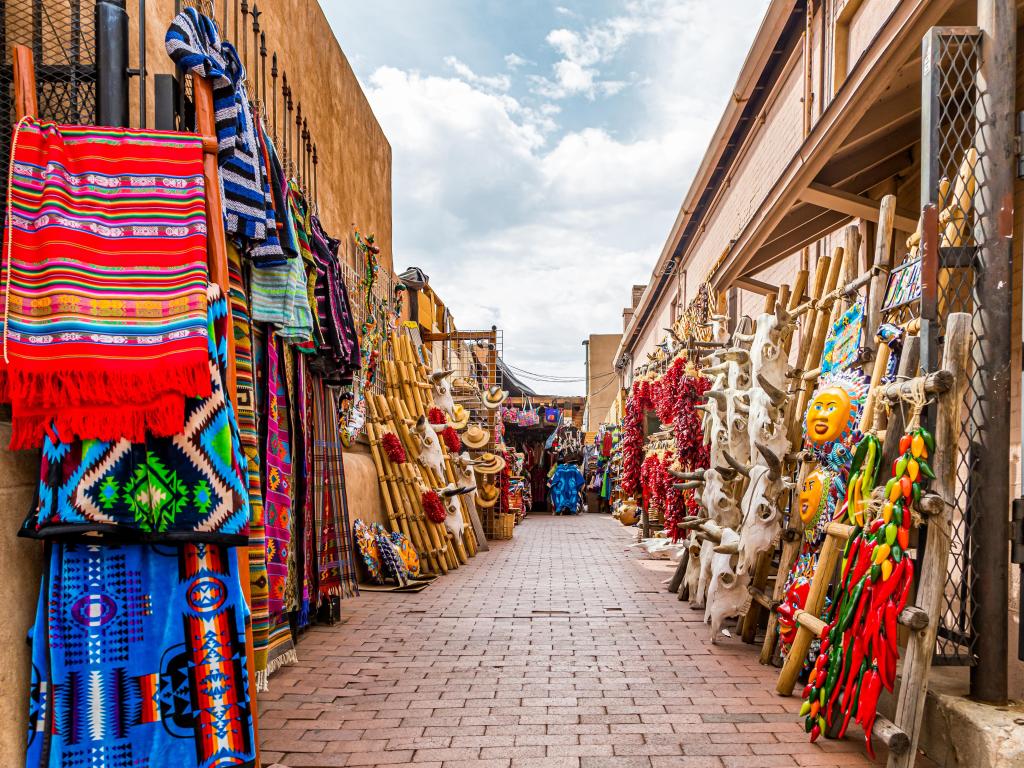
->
<box><xmin>799</xmin><ymin>468</ymin><xmax>826</xmax><ymax>525</ymax></box>
<box><xmin>806</xmin><ymin>386</ymin><xmax>852</xmax><ymax>444</ymax></box>
<box><xmin>802</xmin><ymin>369</ymin><xmax>869</xmax><ymax>450</ymax></box>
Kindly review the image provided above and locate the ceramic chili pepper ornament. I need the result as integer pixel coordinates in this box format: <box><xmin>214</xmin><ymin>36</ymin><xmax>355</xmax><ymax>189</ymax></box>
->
<box><xmin>798</xmin><ymin>424</ymin><xmax>932</xmax><ymax>757</ymax></box>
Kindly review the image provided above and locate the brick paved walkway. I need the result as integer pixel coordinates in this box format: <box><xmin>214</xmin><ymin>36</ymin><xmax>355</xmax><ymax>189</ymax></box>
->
<box><xmin>259</xmin><ymin>513</ymin><xmax>912</xmax><ymax>768</ymax></box>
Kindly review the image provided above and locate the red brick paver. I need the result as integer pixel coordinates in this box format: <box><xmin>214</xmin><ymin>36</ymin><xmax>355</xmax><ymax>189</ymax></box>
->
<box><xmin>259</xmin><ymin>513</ymin><xmax>921</xmax><ymax>768</ymax></box>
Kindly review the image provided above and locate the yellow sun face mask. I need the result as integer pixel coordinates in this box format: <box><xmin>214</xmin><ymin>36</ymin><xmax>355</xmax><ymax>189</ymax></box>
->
<box><xmin>799</xmin><ymin>468</ymin><xmax>825</xmax><ymax>525</ymax></box>
<box><xmin>805</xmin><ymin>386</ymin><xmax>853</xmax><ymax>444</ymax></box>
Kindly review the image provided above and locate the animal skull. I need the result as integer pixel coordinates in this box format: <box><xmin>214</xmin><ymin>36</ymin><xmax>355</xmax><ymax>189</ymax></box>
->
<box><xmin>439</xmin><ymin>483</ymin><xmax>475</xmax><ymax>539</ymax></box>
<box><xmin>411</xmin><ymin>415</ymin><xmax>446</xmax><ymax>479</ymax></box>
<box><xmin>736</xmin><ymin>443</ymin><xmax>793</xmax><ymax>577</ymax></box>
<box><xmin>747</xmin><ymin>305</ymin><xmax>795</xmax><ymax>390</ymax></box>
<box><xmin>746</xmin><ymin>376</ymin><xmax>790</xmax><ymax>462</ymax></box>
<box><xmin>429</xmin><ymin>369</ymin><xmax>456</xmax><ymax>416</ymax></box>
<box><xmin>704</xmin><ymin>527</ymin><xmax>751</xmax><ymax>643</ymax></box>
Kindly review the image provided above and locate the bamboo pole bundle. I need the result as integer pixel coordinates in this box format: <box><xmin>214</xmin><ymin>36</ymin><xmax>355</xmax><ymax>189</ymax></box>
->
<box><xmin>374</xmin><ymin>394</ymin><xmax>457</xmax><ymax>571</ymax></box>
<box><xmin>390</xmin><ymin>328</ymin><xmax>480</xmax><ymax>557</ymax></box>
<box><xmin>364</xmin><ymin>400</ymin><xmax>443</xmax><ymax>575</ymax></box>
<box><xmin>391</xmin><ymin>396</ymin><xmax>469</xmax><ymax>565</ymax></box>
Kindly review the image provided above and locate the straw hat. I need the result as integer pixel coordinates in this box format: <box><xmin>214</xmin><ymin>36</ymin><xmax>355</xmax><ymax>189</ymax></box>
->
<box><xmin>482</xmin><ymin>385</ymin><xmax>509</xmax><ymax>409</ymax></box>
<box><xmin>475</xmin><ymin>483</ymin><xmax>500</xmax><ymax>508</ymax></box>
<box><xmin>462</xmin><ymin>424</ymin><xmax>490</xmax><ymax>450</ymax></box>
<box><xmin>473</xmin><ymin>452</ymin><xmax>506</xmax><ymax>476</ymax></box>
<box><xmin>450</xmin><ymin>404</ymin><xmax>470</xmax><ymax>431</ymax></box>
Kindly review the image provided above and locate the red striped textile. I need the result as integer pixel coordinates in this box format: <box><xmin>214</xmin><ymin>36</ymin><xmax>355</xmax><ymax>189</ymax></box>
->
<box><xmin>1</xmin><ymin>120</ymin><xmax>211</xmax><ymax>448</ymax></box>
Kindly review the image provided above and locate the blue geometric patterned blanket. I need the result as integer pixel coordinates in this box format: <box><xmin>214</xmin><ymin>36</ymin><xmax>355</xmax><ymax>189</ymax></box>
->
<box><xmin>21</xmin><ymin>285</ymin><xmax>250</xmax><ymax>545</ymax></box>
<box><xmin>27</xmin><ymin>541</ymin><xmax>256</xmax><ymax>768</ymax></box>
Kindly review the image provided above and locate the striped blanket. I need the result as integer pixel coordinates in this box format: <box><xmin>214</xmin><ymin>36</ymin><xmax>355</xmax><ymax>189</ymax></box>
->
<box><xmin>1</xmin><ymin>121</ymin><xmax>210</xmax><ymax>449</ymax></box>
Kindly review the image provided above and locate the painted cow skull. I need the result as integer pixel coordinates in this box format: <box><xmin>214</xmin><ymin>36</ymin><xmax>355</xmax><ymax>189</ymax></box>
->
<box><xmin>704</xmin><ymin>527</ymin><xmax>750</xmax><ymax>643</ymax></box>
<box><xmin>429</xmin><ymin>369</ymin><xmax>456</xmax><ymax>416</ymax></box>
<box><xmin>410</xmin><ymin>415</ymin><xmax>446</xmax><ymax>478</ymax></box>
<box><xmin>439</xmin><ymin>483</ymin><xmax>475</xmax><ymax>539</ymax></box>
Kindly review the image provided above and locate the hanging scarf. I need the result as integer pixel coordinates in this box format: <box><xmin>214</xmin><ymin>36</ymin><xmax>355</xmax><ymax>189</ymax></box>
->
<box><xmin>1</xmin><ymin>120</ymin><xmax>211</xmax><ymax>449</ymax></box>
<box><xmin>165</xmin><ymin>8</ymin><xmax>267</xmax><ymax>240</ymax></box>
<box><xmin>27</xmin><ymin>541</ymin><xmax>256</xmax><ymax>768</ymax></box>
<box><xmin>311</xmin><ymin>376</ymin><xmax>359</xmax><ymax>599</ymax></box>
<box><xmin>22</xmin><ymin>284</ymin><xmax>248</xmax><ymax>544</ymax></box>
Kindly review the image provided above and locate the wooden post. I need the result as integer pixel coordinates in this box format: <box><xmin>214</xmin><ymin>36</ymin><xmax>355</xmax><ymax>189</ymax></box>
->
<box><xmin>888</xmin><ymin>313</ymin><xmax>971</xmax><ymax>767</ymax></box>
<box><xmin>12</xmin><ymin>45</ymin><xmax>38</xmax><ymax>120</ymax></box>
<box><xmin>194</xmin><ymin>74</ymin><xmax>260</xmax><ymax>760</ymax></box>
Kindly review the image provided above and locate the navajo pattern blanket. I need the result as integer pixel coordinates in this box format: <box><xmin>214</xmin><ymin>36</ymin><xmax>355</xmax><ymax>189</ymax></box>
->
<box><xmin>263</xmin><ymin>331</ymin><xmax>293</xmax><ymax>616</ymax></box>
<box><xmin>21</xmin><ymin>285</ymin><xmax>249</xmax><ymax>544</ymax></box>
<box><xmin>1</xmin><ymin>121</ymin><xmax>210</xmax><ymax>449</ymax></box>
<box><xmin>27</xmin><ymin>541</ymin><xmax>256</xmax><ymax>768</ymax></box>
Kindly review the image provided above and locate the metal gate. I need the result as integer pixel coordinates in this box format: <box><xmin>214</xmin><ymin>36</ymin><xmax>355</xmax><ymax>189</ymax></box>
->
<box><xmin>920</xmin><ymin>22</ymin><xmax>1013</xmax><ymax>702</ymax></box>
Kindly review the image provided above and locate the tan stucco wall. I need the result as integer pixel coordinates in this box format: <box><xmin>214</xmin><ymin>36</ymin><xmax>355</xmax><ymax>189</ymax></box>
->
<box><xmin>136</xmin><ymin>0</ymin><xmax>393</xmax><ymax>272</ymax></box>
<box><xmin>586</xmin><ymin>333</ymin><xmax>622</xmax><ymax>431</ymax></box>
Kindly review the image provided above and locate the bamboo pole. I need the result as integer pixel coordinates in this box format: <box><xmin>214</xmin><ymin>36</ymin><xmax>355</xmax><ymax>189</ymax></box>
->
<box><xmin>364</xmin><ymin>403</ymin><xmax>441</xmax><ymax>575</ymax></box>
<box><xmin>761</xmin><ymin>255</ymin><xmax>832</xmax><ymax>665</ymax></box>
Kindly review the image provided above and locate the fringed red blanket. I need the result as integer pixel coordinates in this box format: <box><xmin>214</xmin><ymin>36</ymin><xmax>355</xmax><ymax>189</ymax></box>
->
<box><xmin>1</xmin><ymin>120</ymin><xmax>211</xmax><ymax>448</ymax></box>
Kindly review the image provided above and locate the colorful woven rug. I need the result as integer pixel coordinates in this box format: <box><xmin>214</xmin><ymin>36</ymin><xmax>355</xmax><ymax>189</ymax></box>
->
<box><xmin>27</xmin><ymin>541</ymin><xmax>256</xmax><ymax>768</ymax></box>
<box><xmin>2</xmin><ymin>120</ymin><xmax>211</xmax><ymax>449</ymax></box>
<box><xmin>262</xmin><ymin>331</ymin><xmax>293</xmax><ymax>617</ymax></box>
<box><xmin>228</xmin><ymin>244</ymin><xmax>271</xmax><ymax>686</ymax></box>
<box><xmin>323</xmin><ymin>383</ymin><xmax>360</xmax><ymax>598</ymax></box>
<box><xmin>22</xmin><ymin>284</ymin><xmax>249</xmax><ymax>544</ymax></box>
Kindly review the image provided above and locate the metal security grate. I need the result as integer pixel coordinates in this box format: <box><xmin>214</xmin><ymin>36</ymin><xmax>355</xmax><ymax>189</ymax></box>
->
<box><xmin>1</xmin><ymin>1</ymin><xmax>99</xmax><ymax>219</ymax></box>
<box><xmin>921</xmin><ymin>29</ymin><xmax>981</xmax><ymax>667</ymax></box>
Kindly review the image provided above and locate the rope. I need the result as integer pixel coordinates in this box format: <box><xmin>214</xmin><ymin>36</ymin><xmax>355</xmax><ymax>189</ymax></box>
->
<box><xmin>4</xmin><ymin>115</ymin><xmax>33</xmax><ymax>365</ymax></box>
<box><xmin>905</xmin><ymin>376</ymin><xmax>929</xmax><ymax>432</ymax></box>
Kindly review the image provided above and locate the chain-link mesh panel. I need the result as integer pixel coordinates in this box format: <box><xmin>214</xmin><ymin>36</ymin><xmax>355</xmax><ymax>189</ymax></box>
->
<box><xmin>924</xmin><ymin>30</ymin><xmax>981</xmax><ymax>666</ymax></box>
<box><xmin>1</xmin><ymin>1</ymin><xmax>98</xmax><ymax>220</ymax></box>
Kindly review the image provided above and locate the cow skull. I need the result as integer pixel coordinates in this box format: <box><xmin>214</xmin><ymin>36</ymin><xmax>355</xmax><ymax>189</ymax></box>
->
<box><xmin>410</xmin><ymin>415</ymin><xmax>446</xmax><ymax>479</ymax></box>
<box><xmin>736</xmin><ymin>442</ymin><xmax>793</xmax><ymax>578</ymax></box>
<box><xmin>439</xmin><ymin>483</ymin><xmax>475</xmax><ymax>539</ymax></box>
<box><xmin>429</xmin><ymin>369</ymin><xmax>456</xmax><ymax>416</ymax></box>
<box><xmin>747</xmin><ymin>374</ymin><xmax>790</xmax><ymax>462</ymax></box>
<box><xmin>705</xmin><ymin>527</ymin><xmax>750</xmax><ymax>643</ymax></box>
<box><xmin>748</xmin><ymin>305</ymin><xmax>796</xmax><ymax>389</ymax></box>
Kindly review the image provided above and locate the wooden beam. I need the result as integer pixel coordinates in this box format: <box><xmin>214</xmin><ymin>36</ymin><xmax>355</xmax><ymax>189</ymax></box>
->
<box><xmin>798</xmin><ymin>182</ymin><xmax>919</xmax><ymax>231</ymax></box>
<box><xmin>750</xmin><ymin>208</ymin><xmax>850</xmax><ymax>271</ymax></box>
<box><xmin>733</xmin><ymin>275</ymin><xmax>779</xmax><ymax>295</ymax></box>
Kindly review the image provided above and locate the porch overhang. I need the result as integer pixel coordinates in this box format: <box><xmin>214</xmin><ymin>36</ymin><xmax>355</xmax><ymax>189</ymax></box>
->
<box><xmin>711</xmin><ymin>0</ymin><xmax>958</xmax><ymax>290</ymax></box>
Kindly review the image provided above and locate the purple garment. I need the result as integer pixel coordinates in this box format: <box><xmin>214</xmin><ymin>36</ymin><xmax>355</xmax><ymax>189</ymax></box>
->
<box><xmin>309</xmin><ymin>216</ymin><xmax>362</xmax><ymax>383</ymax></box>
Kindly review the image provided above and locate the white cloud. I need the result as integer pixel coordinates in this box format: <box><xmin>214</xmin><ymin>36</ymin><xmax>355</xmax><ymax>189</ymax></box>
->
<box><xmin>504</xmin><ymin>53</ymin><xmax>530</xmax><ymax>70</ymax></box>
<box><xmin>443</xmin><ymin>55</ymin><xmax>512</xmax><ymax>92</ymax></box>
<box><xmin>356</xmin><ymin>1</ymin><xmax>770</xmax><ymax>392</ymax></box>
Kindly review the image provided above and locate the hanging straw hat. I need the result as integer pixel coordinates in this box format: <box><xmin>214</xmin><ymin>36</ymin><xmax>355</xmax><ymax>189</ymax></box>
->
<box><xmin>475</xmin><ymin>482</ymin><xmax>500</xmax><ymax>508</ymax></box>
<box><xmin>482</xmin><ymin>385</ymin><xmax>509</xmax><ymax>409</ymax></box>
<box><xmin>450</xmin><ymin>404</ymin><xmax>470</xmax><ymax>431</ymax></box>
<box><xmin>473</xmin><ymin>452</ymin><xmax>506</xmax><ymax>476</ymax></box>
<box><xmin>462</xmin><ymin>424</ymin><xmax>490</xmax><ymax>450</ymax></box>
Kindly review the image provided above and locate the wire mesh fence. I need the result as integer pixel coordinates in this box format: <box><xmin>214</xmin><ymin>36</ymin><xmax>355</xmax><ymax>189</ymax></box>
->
<box><xmin>1</xmin><ymin>0</ymin><xmax>99</xmax><ymax>221</ymax></box>
<box><xmin>922</xmin><ymin>28</ymin><xmax>982</xmax><ymax>667</ymax></box>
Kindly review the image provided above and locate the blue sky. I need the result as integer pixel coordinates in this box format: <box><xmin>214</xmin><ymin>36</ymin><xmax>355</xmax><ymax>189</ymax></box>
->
<box><xmin>325</xmin><ymin>1</ymin><xmax>770</xmax><ymax>395</ymax></box>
